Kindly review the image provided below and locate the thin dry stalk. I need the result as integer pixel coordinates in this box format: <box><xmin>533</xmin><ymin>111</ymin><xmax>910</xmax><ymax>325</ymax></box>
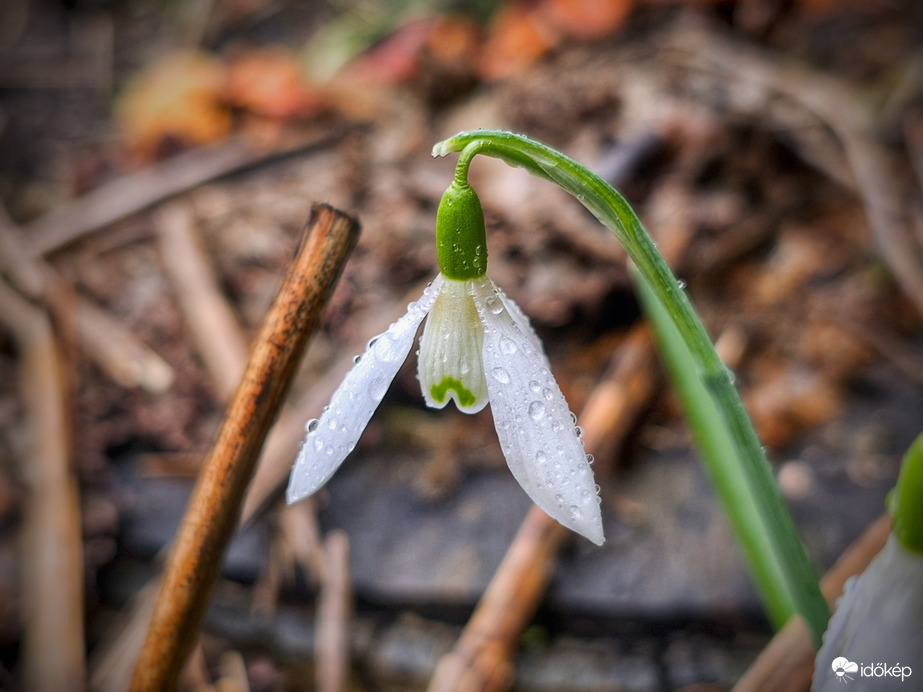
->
<box><xmin>0</xmin><ymin>205</ymin><xmax>175</xmax><ymax>392</ymax></box>
<box><xmin>316</xmin><ymin>531</ymin><xmax>352</xmax><ymax>692</ymax></box>
<box><xmin>129</xmin><ymin>204</ymin><xmax>360</xmax><ymax>691</ymax></box>
<box><xmin>732</xmin><ymin>513</ymin><xmax>892</xmax><ymax>692</ymax></box>
<box><xmin>427</xmin><ymin>324</ymin><xmax>659</xmax><ymax>692</ymax></box>
<box><xmin>155</xmin><ymin>200</ymin><xmax>248</xmax><ymax>400</ymax></box>
<box><xmin>0</xmin><ymin>278</ymin><xmax>85</xmax><ymax>691</ymax></box>
<box><xmin>24</xmin><ymin>128</ymin><xmax>351</xmax><ymax>257</ymax></box>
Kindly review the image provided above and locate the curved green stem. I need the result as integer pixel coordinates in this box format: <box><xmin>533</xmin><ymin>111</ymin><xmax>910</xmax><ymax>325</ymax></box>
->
<box><xmin>434</xmin><ymin>129</ymin><xmax>830</xmax><ymax>646</ymax></box>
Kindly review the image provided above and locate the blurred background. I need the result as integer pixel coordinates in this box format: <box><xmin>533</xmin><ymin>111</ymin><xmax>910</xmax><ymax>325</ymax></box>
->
<box><xmin>1</xmin><ymin>0</ymin><xmax>922</xmax><ymax>690</ymax></box>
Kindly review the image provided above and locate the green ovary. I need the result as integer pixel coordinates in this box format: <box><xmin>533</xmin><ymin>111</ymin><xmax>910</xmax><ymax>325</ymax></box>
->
<box><xmin>430</xmin><ymin>377</ymin><xmax>477</xmax><ymax>408</ymax></box>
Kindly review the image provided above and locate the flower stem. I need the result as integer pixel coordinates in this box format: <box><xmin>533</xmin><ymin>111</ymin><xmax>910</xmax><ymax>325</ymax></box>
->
<box><xmin>434</xmin><ymin>130</ymin><xmax>830</xmax><ymax>646</ymax></box>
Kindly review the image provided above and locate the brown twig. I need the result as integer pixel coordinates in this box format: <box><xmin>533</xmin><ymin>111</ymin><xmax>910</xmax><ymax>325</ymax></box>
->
<box><xmin>23</xmin><ymin>129</ymin><xmax>351</xmax><ymax>257</ymax></box>
<box><xmin>427</xmin><ymin>324</ymin><xmax>659</xmax><ymax>692</ymax></box>
<box><xmin>0</xmin><ymin>278</ymin><xmax>86</xmax><ymax>691</ymax></box>
<box><xmin>0</xmin><ymin>204</ymin><xmax>175</xmax><ymax>393</ymax></box>
<box><xmin>316</xmin><ymin>530</ymin><xmax>353</xmax><ymax>692</ymax></box>
<box><xmin>155</xmin><ymin>200</ymin><xmax>248</xmax><ymax>401</ymax></box>
<box><xmin>733</xmin><ymin>513</ymin><xmax>891</xmax><ymax>692</ymax></box>
<box><xmin>129</xmin><ymin>204</ymin><xmax>360</xmax><ymax>691</ymax></box>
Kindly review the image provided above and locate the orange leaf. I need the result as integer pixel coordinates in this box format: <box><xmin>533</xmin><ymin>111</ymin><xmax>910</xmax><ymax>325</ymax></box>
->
<box><xmin>116</xmin><ymin>51</ymin><xmax>231</xmax><ymax>162</ymax></box>
<box><xmin>478</xmin><ymin>2</ymin><xmax>560</xmax><ymax>81</ymax></box>
<box><xmin>540</xmin><ymin>0</ymin><xmax>634</xmax><ymax>41</ymax></box>
<box><xmin>224</xmin><ymin>47</ymin><xmax>320</xmax><ymax>119</ymax></box>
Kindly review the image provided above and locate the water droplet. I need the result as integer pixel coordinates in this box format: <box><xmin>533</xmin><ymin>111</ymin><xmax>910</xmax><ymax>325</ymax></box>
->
<box><xmin>314</xmin><ymin>438</ymin><xmax>324</xmax><ymax>452</ymax></box>
<box><xmin>325</xmin><ymin>445</ymin><xmax>334</xmax><ymax>455</ymax></box>
<box><xmin>534</xmin><ymin>450</ymin><xmax>547</xmax><ymax>464</ymax></box>
<box><xmin>499</xmin><ymin>337</ymin><xmax>517</xmax><ymax>355</ymax></box>
<box><xmin>569</xmin><ymin>412</ymin><xmax>578</xmax><ymax>425</ymax></box>
<box><xmin>725</xmin><ymin>366</ymin><xmax>737</xmax><ymax>385</ymax></box>
<box><xmin>490</xmin><ymin>367</ymin><xmax>511</xmax><ymax>383</ymax></box>
<box><xmin>554</xmin><ymin>494</ymin><xmax>564</xmax><ymax>506</ymax></box>
<box><xmin>488</xmin><ymin>298</ymin><xmax>503</xmax><ymax>315</ymax></box>
<box><xmin>574</xmin><ymin>426</ymin><xmax>584</xmax><ymax>439</ymax></box>
<box><xmin>347</xmin><ymin>440</ymin><xmax>356</xmax><ymax>452</ymax></box>
<box><xmin>585</xmin><ymin>454</ymin><xmax>594</xmax><ymax>465</ymax></box>
<box><xmin>328</xmin><ymin>418</ymin><xmax>338</xmax><ymax>430</ymax></box>
<box><xmin>568</xmin><ymin>505</ymin><xmax>582</xmax><ymax>522</ymax></box>
<box><xmin>306</xmin><ymin>419</ymin><xmax>319</xmax><ymax>433</ymax></box>
<box><xmin>529</xmin><ymin>380</ymin><xmax>541</xmax><ymax>392</ymax></box>
<box><xmin>370</xmin><ymin>377</ymin><xmax>389</xmax><ymax>400</ymax></box>
<box><xmin>367</xmin><ymin>336</ymin><xmax>380</xmax><ymax>349</ymax></box>
<box><xmin>541</xmin><ymin>387</ymin><xmax>553</xmax><ymax>401</ymax></box>
<box><xmin>677</xmin><ymin>279</ymin><xmax>687</xmax><ymax>290</ymax></box>
<box><xmin>528</xmin><ymin>401</ymin><xmax>546</xmax><ymax>420</ymax></box>
<box><xmin>551</xmin><ymin>420</ymin><xmax>564</xmax><ymax>433</ymax></box>
<box><xmin>460</xmin><ymin>361</ymin><xmax>470</xmax><ymax>374</ymax></box>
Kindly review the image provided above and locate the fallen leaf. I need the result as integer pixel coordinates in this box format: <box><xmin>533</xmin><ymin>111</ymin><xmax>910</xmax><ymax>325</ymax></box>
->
<box><xmin>478</xmin><ymin>2</ymin><xmax>560</xmax><ymax>81</ymax></box>
<box><xmin>540</xmin><ymin>0</ymin><xmax>634</xmax><ymax>41</ymax></box>
<box><xmin>224</xmin><ymin>46</ymin><xmax>320</xmax><ymax>119</ymax></box>
<box><xmin>116</xmin><ymin>50</ymin><xmax>231</xmax><ymax>162</ymax></box>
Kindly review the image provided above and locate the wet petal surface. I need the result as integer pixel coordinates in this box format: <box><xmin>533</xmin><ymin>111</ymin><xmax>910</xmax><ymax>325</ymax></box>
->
<box><xmin>287</xmin><ymin>278</ymin><xmax>443</xmax><ymax>503</ymax></box>
<box><xmin>474</xmin><ymin>277</ymin><xmax>604</xmax><ymax>545</ymax></box>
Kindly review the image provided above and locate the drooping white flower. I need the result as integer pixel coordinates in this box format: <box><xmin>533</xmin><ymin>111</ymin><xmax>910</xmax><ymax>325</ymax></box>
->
<box><xmin>287</xmin><ymin>176</ymin><xmax>604</xmax><ymax>545</ymax></box>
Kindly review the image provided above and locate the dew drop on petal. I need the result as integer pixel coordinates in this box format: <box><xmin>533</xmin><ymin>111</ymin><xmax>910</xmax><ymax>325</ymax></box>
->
<box><xmin>314</xmin><ymin>437</ymin><xmax>324</xmax><ymax>452</ymax></box>
<box><xmin>490</xmin><ymin>367</ymin><xmax>511</xmax><ymax>383</ymax></box>
<box><xmin>499</xmin><ymin>337</ymin><xmax>517</xmax><ymax>355</ymax></box>
<box><xmin>541</xmin><ymin>387</ymin><xmax>553</xmax><ymax>401</ymax></box>
<box><xmin>353</xmin><ymin>354</ymin><xmax>362</xmax><ymax>364</ymax></box>
<box><xmin>535</xmin><ymin>450</ymin><xmax>547</xmax><ymax>464</ymax></box>
<box><xmin>569</xmin><ymin>412</ymin><xmax>578</xmax><ymax>425</ymax></box>
<box><xmin>367</xmin><ymin>336</ymin><xmax>380</xmax><ymax>349</ymax></box>
<box><xmin>575</xmin><ymin>426</ymin><xmax>584</xmax><ymax>438</ymax></box>
<box><xmin>529</xmin><ymin>380</ymin><xmax>541</xmax><ymax>393</ymax></box>
<box><xmin>568</xmin><ymin>505</ymin><xmax>583</xmax><ymax>522</ymax></box>
<box><xmin>370</xmin><ymin>377</ymin><xmax>389</xmax><ymax>400</ymax></box>
<box><xmin>306</xmin><ymin>419</ymin><xmax>319</xmax><ymax>433</ymax></box>
<box><xmin>528</xmin><ymin>401</ymin><xmax>546</xmax><ymax>420</ymax></box>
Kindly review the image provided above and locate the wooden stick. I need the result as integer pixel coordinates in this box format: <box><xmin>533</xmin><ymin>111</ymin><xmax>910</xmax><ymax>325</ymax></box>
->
<box><xmin>732</xmin><ymin>513</ymin><xmax>892</xmax><ymax>692</ymax></box>
<box><xmin>0</xmin><ymin>278</ymin><xmax>86</xmax><ymax>691</ymax></box>
<box><xmin>316</xmin><ymin>530</ymin><xmax>352</xmax><ymax>692</ymax></box>
<box><xmin>155</xmin><ymin>200</ymin><xmax>248</xmax><ymax>401</ymax></box>
<box><xmin>129</xmin><ymin>204</ymin><xmax>360</xmax><ymax>691</ymax></box>
<box><xmin>0</xmin><ymin>205</ymin><xmax>175</xmax><ymax>393</ymax></box>
<box><xmin>24</xmin><ymin>128</ymin><xmax>350</xmax><ymax>257</ymax></box>
<box><xmin>427</xmin><ymin>325</ymin><xmax>659</xmax><ymax>692</ymax></box>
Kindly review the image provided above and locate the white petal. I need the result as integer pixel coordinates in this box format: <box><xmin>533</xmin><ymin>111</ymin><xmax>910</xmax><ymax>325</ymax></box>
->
<box><xmin>286</xmin><ymin>278</ymin><xmax>443</xmax><ymax>504</ymax></box>
<box><xmin>813</xmin><ymin>537</ymin><xmax>923</xmax><ymax>691</ymax></box>
<box><xmin>418</xmin><ymin>276</ymin><xmax>489</xmax><ymax>414</ymax></box>
<box><xmin>473</xmin><ymin>277</ymin><xmax>605</xmax><ymax>545</ymax></box>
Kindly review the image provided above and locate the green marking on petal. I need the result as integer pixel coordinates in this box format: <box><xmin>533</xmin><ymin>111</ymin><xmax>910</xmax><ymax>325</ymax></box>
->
<box><xmin>430</xmin><ymin>377</ymin><xmax>477</xmax><ymax>408</ymax></box>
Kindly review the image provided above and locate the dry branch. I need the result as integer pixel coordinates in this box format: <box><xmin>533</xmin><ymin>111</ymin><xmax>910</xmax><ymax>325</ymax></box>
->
<box><xmin>24</xmin><ymin>129</ymin><xmax>352</xmax><ymax>257</ymax></box>
<box><xmin>129</xmin><ymin>204</ymin><xmax>360</xmax><ymax>691</ymax></box>
<box><xmin>0</xmin><ymin>278</ymin><xmax>85</xmax><ymax>691</ymax></box>
<box><xmin>316</xmin><ymin>531</ymin><xmax>352</xmax><ymax>692</ymax></box>
<box><xmin>0</xmin><ymin>204</ymin><xmax>175</xmax><ymax>392</ymax></box>
<box><xmin>155</xmin><ymin>200</ymin><xmax>248</xmax><ymax>400</ymax></box>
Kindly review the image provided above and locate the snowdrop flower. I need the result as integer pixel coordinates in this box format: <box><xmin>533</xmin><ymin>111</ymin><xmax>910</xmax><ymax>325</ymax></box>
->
<box><xmin>287</xmin><ymin>170</ymin><xmax>604</xmax><ymax>545</ymax></box>
<box><xmin>812</xmin><ymin>434</ymin><xmax>923</xmax><ymax>690</ymax></box>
